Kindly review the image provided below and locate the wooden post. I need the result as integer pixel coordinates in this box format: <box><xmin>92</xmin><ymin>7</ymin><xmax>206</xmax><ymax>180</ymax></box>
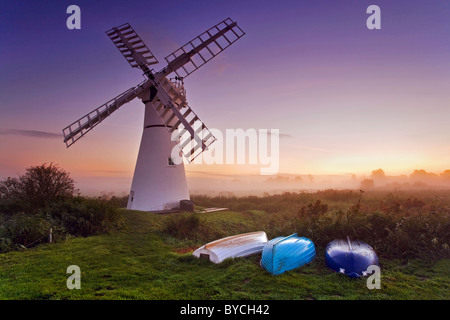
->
<box><xmin>49</xmin><ymin>228</ymin><xmax>53</xmax><ymax>243</ymax></box>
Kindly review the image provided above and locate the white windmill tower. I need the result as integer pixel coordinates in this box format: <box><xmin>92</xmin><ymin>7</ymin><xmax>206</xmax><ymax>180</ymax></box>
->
<box><xmin>62</xmin><ymin>18</ymin><xmax>245</xmax><ymax>211</ymax></box>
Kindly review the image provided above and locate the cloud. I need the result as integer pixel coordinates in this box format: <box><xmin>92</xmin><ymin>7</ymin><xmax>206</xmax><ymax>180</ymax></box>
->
<box><xmin>0</xmin><ymin>129</ymin><xmax>62</xmax><ymax>139</ymax></box>
<box><xmin>266</xmin><ymin>131</ymin><xmax>292</xmax><ymax>139</ymax></box>
<box><xmin>279</xmin><ymin>133</ymin><xmax>293</xmax><ymax>139</ymax></box>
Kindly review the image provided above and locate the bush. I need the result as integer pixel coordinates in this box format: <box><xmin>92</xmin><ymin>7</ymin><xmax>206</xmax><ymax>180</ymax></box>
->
<box><xmin>8</xmin><ymin>213</ymin><xmax>51</xmax><ymax>246</ymax></box>
<box><xmin>163</xmin><ymin>213</ymin><xmax>222</xmax><ymax>242</ymax></box>
<box><xmin>106</xmin><ymin>195</ymin><xmax>129</xmax><ymax>208</ymax></box>
<box><xmin>298</xmin><ymin>200</ymin><xmax>328</xmax><ymax>217</ymax></box>
<box><xmin>0</xmin><ymin>213</ymin><xmax>50</xmax><ymax>251</ymax></box>
<box><xmin>0</xmin><ymin>164</ymin><xmax>124</xmax><ymax>253</ymax></box>
<box><xmin>0</xmin><ymin>197</ymin><xmax>124</xmax><ymax>253</ymax></box>
<box><xmin>164</xmin><ymin>213</ymin><xmax>201</xmax><ymax>239</ymax></box>
<box><xmin>46</xmin><ymin>197</ymin><xmax>124</xmax><ymax>237</ymax></box>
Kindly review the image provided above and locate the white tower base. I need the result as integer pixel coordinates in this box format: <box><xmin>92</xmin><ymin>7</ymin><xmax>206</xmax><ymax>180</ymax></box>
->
<box><xmin>127</xmin><ymin>102</ymin><xmax>190</xmax><ymax>211</ymax></box>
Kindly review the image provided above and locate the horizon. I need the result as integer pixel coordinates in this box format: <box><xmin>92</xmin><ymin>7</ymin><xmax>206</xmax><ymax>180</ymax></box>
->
<box><xmin>1</xmin><ymin>0</ymin><xmax>449</xmax><ymax>197</ymax></box>
<box><xmin>72</xmin><ymin>167</ymin><xmax>450</xmax><ymax>198</ymax></box>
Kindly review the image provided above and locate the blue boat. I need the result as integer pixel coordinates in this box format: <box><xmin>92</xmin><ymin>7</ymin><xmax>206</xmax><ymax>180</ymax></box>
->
<box><xmin>260</xmin><ymin>233</ymin><xmax>316</xmax><ymax>275</ymax></box>
<box><xmin>325</xmin><ymin>237</ymin><xmax>379</xmax><ymax>278</ymax></box>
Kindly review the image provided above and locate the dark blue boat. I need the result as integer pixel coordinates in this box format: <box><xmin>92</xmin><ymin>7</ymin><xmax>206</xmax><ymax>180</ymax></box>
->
<box><xmin>260</xmin><ymin>233</ymin><xmax>316</xmax><ymax>275</ymax></box>
<box><xmin>325</xmin><ymin>237</ymin><xmax>379</xmax><ymax>278</ymax></box>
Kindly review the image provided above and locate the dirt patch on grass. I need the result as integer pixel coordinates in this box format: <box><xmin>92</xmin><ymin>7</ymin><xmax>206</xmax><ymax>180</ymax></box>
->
<box><xmin>173</xmin><ymin>247</ymin><xmax>197</xmax><ymax>254</ymax></box>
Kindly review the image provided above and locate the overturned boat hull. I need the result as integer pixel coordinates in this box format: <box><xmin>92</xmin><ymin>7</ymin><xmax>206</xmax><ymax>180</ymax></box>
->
<box><xmin>261</xmin><ymin>233</ymin><xmax>316</xmax><ymax>275</ymax></box>
<box><xmin>193</xmin><ymin>231</ymin><xmax>268</xmax><ymax>264</ymax></box>
<box><xmin>325</xmin><ymin>237</ymin><xmax>379</xmax><ymax>278</ymax></box>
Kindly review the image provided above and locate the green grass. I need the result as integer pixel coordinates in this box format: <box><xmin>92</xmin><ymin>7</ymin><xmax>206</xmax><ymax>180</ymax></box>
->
<box><xmin>0</xmin><ymin>209</ymin><xmax>448</xmax><ymax>300</ymax></box>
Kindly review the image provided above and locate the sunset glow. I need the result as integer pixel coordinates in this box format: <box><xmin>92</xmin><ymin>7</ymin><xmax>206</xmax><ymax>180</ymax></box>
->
<box><xmin>1</xmin><ymin>0</ymin><xmax>449</xmax><ymax>195</ymax></box>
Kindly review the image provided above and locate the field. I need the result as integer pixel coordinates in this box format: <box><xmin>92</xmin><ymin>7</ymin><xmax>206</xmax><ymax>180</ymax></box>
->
<box><xmin>0</xmin><ymin>189</ymin><xmax>449</xmax><ymax>300</ymax></box>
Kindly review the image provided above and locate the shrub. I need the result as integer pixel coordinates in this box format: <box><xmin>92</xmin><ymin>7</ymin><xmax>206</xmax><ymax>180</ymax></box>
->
<box><xmin>0</xmin><ymin>213</ymin><xmax>50</xmax><ymax>250</ymax></box>
<box><xmin>107</xmin><ymin>195</ymin><xmax>129</xmax><ymax>208</ymax></box>
<box><xmin>298</xmin><ymin>200</ymin><xmax>328</xmax><ymax>217</ymax></box>
<box><xmin>46</xmin><ymin>197</ymin><xmax>124</xmax><ymax>237</ymax></box>
<box><xmin>0</xmin><ymin>197</ymin><xmax>124</xmax><ymax>253</ymax></box>
<box><xmin>164</xmin><ymin>213</ymin><xmax>201</xmax><ymax>239</ymax></box>
<box><xmin>0</xmin><ymin>164</ymin><xmax>124</xmax><ymax>253</ymax></box>
<box><xmin>163</xmin><ymin>213</ymin><xmax>222</xmax><ymax>242</ymax></box>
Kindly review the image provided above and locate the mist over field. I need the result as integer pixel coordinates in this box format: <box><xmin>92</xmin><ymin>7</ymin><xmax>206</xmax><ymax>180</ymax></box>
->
<box><xmin>188</xmin><ymin>169</ymin><xmax>450</xmax><ymax>197</ymax></box>
<box><xmin>74</xmin><ymin>168</ymin><xmax>450</xmax><ymax>198</ymax></box>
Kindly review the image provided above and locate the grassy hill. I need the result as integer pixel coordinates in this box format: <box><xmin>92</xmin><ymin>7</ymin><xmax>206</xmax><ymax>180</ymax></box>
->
<box><xmin>0</xmin><ymin>208</ymin><xmax>448</xmax><ymax>300</ymax></box>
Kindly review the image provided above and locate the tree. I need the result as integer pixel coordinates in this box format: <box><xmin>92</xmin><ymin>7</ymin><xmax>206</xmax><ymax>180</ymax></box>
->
<box><xmin>0</xmin><ymin>177</ymin><xmax>23</xmax><ymax>213</ymax></box>
<box><xmin>20</xmin><ymin>163</ymin><xmax>75</xmax><ymax>207</ymax></box>
<box><xmin>440</xmin><ymin>170</ymin><xmax>450</xmax><ymax>181</ymax></box>
<box><xmin>371</xmin><ymin>168</ymin><xmax>386</xmax><ymax>179</ymax></box>
<box><xmin>409</xmin><ymin>169</ymin><xmax>438</xmax><ymax>184</ymax></box>
<box><xmin>0</xmin><ymin>177</ymin><xmax>20</xmax><ymax>200</ymax></box>
<box><xmin>0</xmin><ymin>163</ymin><xmax>75</xmax><ymax>211</ymax></box>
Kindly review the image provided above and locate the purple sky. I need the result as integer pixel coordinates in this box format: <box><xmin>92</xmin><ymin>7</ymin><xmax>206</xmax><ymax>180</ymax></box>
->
<box><xmin>0</xmin><ymin>0</ymin><xmax>449</xmax><ymax>195</ymax></box>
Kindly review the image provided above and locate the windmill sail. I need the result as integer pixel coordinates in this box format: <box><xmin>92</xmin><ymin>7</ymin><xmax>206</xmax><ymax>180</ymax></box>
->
<box><xmin>160</xmin><ymin>18</ymin><xmax>245</xmax><ymax>79</ymax></box>
<box><xmin>150</xmin><ymin>77</ymin><xmax>216</xmax><ymax>162</ymax></box>
<box><xmin>105</xmin><ymin>23</ymin><xmax>158</xmax><ymax>71</ymax></box>
<box><xmin>62</xmin><ymin>81</ymin><xmax>151</xmax><ymax>147</ymax></box>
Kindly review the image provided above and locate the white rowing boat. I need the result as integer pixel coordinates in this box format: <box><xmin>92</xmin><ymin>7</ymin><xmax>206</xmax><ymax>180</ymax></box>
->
<box><xmin>193</xmin><ymin>231</ymin><xmax>268</xmax><ymax>263</ymax></box>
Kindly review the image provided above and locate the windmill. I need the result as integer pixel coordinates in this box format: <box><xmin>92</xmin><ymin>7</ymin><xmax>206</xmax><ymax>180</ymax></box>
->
<box><xmin>62</xmin><ymin>18</ymin><xmax>245</xmax><ymax>211</ymax></box>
